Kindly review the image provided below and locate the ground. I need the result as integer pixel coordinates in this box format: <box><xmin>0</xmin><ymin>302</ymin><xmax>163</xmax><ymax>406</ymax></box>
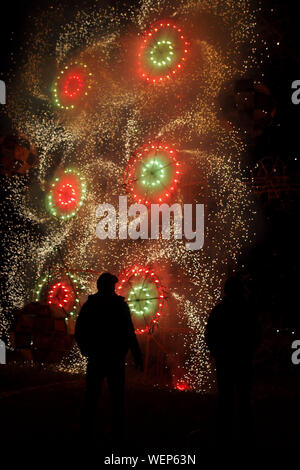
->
<box><xmin>0</xmin><ymin>363</ymin><xmax>299</xmax><ymax>464</ymax></box>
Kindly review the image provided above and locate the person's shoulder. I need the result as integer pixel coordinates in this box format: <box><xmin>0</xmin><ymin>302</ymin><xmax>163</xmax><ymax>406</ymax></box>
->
<box><xmin>207</xmin><ymin>301</ymin><xmax>228</xmax><ymax>324</ymax></box>
<box><xmin>114</xmin><ymin>294</ymin><xmax>127</xmax><ymax>303</ymax></box>
<box><xmin>114</xmin><ymin>294</ymin><xmax>130</xmax><ymax>311</ymax></box>
<box><xmin>211</xmin><ymin>301</ymin><xmax>225</xmax><ymax>315</ymax></box>
<box><xmin>82</xmin><ymin>293</ymin><xmax>99</xmax><ymax>307</ymax></box>
<box><xmin>77</xmin><ymin>294</ymin><xmax>96</xmax><ymax>318</ymax></box>
<box><xmin>87</xmin><ymin>293</ymin><xmax>98</xmax><ymax>301</ymax></box>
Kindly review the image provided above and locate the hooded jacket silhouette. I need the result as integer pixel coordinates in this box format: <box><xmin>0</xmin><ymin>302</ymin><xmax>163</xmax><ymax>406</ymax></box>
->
<box><xmin>75</xmin><ymin>291</ymin><xmax>141</xmax><ymax>364</ymax></box>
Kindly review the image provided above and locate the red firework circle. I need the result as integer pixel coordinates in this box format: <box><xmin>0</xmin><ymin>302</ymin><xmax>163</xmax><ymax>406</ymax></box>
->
<box><xmin>53</xmin><ymin>61</ymin><xmax>92</xmax><ymax>110</ymax></box>
<box><xmin>48</xmin><ymin>282</ymin><xmax>73</xmax><ymax>309</ymax></box>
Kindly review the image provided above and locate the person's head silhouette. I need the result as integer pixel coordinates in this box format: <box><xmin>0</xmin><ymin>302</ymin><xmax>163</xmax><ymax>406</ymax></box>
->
<box><xmin>97</xmin><ymin>272</ymin><xmax>118</xmax><ymax>294</ymax></box>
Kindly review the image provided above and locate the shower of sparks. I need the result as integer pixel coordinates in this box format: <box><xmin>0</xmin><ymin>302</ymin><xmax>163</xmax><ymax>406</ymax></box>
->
<box><xmin>0</xmin><ymin>0</ymin><xmax>261</xmax><ymax>391</ymax></box>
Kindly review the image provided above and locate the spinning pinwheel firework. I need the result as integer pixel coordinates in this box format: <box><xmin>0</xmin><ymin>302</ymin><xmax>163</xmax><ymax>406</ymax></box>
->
<box><xmin>138</xmin><ymin>20</ymin><xmax>190</xmax><ymax>83</ymax></box>
<box><xmin>124</xmin><ymin>142</ymin><xmax>180</xmax><ymax>204</ymax></box>
<box><xmin>46</xmin><ymin>168</ymin><xmax>86</xmax><ymax>220</ymax></box>
<box><xmin>52</xmin><ymin>61</ymin><xmax>93</xmax><ymax>110</ymax></box>
<box><xmin>35</xmin><ymin>272</ymin><xmax>84</xmax><ymax>318</ymax></box>
<box><xmin>116</xmin><ymin>266</ymin><xmax>166</xmax><ymax>334</ymax></box>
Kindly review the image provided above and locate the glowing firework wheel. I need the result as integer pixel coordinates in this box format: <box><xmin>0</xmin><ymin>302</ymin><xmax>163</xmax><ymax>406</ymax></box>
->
<box><xmin>35</xmin><ymin>272</ymin><xmax>84</xmax><ymax>318</ymax></box>
<box><xmin>46</xmin><ymin>168</ymin><xmax>86</xmax><ymax>220</ymax></box>
<box><xmin>52</xmin><ymin>61</ymin><xmax>92</xmax><ymax>110</ymax></box>
<box><xmin>125</xmin><ymin>143</ymin><xmax>180</xmax><ymax>205</ymax></box>
<box><xmin>138</xmin><ymin>21</ymin><xmax>190</xmax><ymax>83</ymax></box>
<box><xmin>117</xmin><ymin>266</ymin><xmax>166</xmax><ymax>334</ymax></box>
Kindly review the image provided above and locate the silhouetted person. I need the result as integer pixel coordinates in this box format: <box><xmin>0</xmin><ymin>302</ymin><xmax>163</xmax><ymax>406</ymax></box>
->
<box><xmin>205</xmin><ymin>276</ymin><xmax>260</xmax><ymax>445</ymax></box>
<box><xmin>75</xmin><ymin>272</ymin><xmax>143</xmax><ymax>444</ymax></box>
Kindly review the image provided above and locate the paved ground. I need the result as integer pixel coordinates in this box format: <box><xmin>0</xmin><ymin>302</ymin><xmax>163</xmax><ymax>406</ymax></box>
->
<box><xmin>0</xmin><ymin>365</ymin><xmax>299</xmax><ymax>464</ymax></box>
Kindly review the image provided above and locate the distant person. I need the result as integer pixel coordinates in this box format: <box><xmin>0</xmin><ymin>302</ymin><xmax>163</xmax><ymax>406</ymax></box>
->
<box><xmin>205</xmin><ymin>276</ymin><xmax>260</xmax><ymax>445</ymax></box>
<box><xmin>75</xmin><ymin>272</ymin><xmax>143</xmax><ymax>444</ymax></box>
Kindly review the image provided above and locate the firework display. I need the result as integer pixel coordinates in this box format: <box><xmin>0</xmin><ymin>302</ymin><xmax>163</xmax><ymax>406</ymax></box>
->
<box><xmin>116</xmin><ymin>266</ymin><xmax>166</xmax><ymax>334</ymax></box>
<box><xmin>124</xmin><ymin>143</ymin><xmax>180</xmax><ymax>204</ymax></box>
<box><xmin>52</xmin><ymin>61</ymin><xmax>93</xmax><ymax>110</ymax></box>
<box><xmin>0</xmin><ymin>0</ymin><xmax>259</xmax><ymax>391</ymax></box>
<box><xmin>35</xmin><ymin>272</ymin><xmax>84</xmax><ymax>318</ymax></box>
<box><xmin>138</xmin><ymin>21</ymin><xmax>190</xmax><ymax>83</ymax></box>
<box><xmin>46</xmin><ymin>168</ymin><xmax>86</xmax><ymax>219</ymax></box>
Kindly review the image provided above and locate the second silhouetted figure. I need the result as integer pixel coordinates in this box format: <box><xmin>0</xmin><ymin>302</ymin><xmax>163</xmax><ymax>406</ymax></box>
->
<box><xmin>205</xmin><ymin>276</ymin><xmax>260</xmax><ymax>446</ymax></box>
